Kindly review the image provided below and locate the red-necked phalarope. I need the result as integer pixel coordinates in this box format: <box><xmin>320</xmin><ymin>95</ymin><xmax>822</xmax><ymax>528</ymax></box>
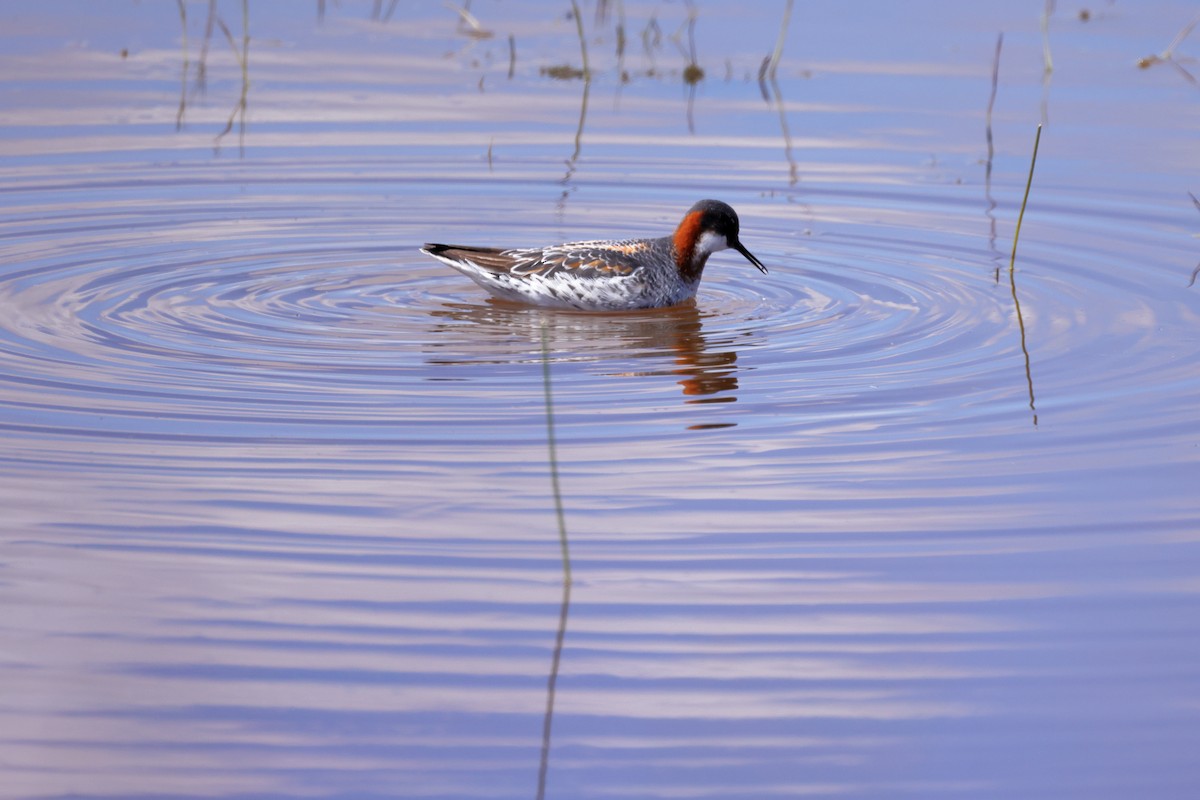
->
<box><xmin>421</xmin><ymin>199</ymin><xmax>767</xmax><ymax>311</ymax></box>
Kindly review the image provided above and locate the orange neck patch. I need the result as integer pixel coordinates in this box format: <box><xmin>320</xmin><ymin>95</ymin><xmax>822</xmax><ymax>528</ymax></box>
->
<box><xmin>672</xmin><ymin>210</ymin><xmax>705</xmax><ymax>281</ymax></box>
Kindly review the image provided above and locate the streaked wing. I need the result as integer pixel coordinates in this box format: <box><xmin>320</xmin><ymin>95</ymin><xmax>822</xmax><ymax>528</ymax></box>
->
<box><xmin>506</xmin><ymin>239</ymin><xmax>654</xmax><ymax>279</ymax></box>
<box><xmin>424</xmin><ymin>239</ymin><xmax>659</xmax><ymax>280</ymax></box>
<box><xmin>421</xmin><ymin>244</ymin><xmax>521</xmax><ymax>272</ymax></box>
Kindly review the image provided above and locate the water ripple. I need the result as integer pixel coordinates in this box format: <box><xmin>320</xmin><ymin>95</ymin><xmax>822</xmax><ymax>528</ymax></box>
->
<box><xmin>3</xmin><ymin>167</ymin><xmax>1198</xmax><ymax>460</ymax></box>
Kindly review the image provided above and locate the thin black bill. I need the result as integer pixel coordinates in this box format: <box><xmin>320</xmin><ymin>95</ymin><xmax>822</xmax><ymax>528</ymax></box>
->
<box><xmin>734</xmin><ymin>241</ymin><xmax>768</xmax><ymax>274</ymax></box>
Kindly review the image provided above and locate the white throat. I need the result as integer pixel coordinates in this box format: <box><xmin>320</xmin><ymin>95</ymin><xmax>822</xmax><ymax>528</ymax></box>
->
<box><xmin>694</xmin><ymin>230</ymin><xmax>730</xmax><ymax>256</ymax></box>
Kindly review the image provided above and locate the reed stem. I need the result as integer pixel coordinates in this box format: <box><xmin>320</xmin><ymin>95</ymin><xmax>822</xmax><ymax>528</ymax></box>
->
<box><xmin>1009</xmin><ymin>124</ymin><xmax>1042</xmax><ymax>275</ymax></box>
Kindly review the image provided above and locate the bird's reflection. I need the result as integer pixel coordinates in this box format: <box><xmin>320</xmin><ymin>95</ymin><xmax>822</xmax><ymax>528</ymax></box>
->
<box><xmin>426</xmin><ymin>300</ymin><xmax>743</xmax><ymax>410</ymax></box>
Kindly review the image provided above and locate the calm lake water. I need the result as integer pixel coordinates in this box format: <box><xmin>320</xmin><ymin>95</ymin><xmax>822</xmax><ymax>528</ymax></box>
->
<box><xmin>2</xmin><ymin>1</ymin><xmax>1199</xmax><ymax>798</ymax></box>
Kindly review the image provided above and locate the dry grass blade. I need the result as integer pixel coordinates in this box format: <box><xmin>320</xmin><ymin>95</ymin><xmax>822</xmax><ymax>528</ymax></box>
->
<box><xmin>444</xmin><ymin>1</ymin><xmax>493</xmax><ymax>39</ymax></box>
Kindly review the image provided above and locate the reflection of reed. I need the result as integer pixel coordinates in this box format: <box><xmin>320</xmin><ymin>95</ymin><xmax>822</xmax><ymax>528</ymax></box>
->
<box><xmin>1008</xmin><ymin>125</ymin><xmax>1043</xmax><ymax>427</ymax></box>
<box><xmin>1040</xmin><ymin>0</ymin><xmax>1055</xmax><ymax>73</ymax></box>
<box><xmin>642</xmin><ymin>17</ymin><xmax>662</xmax><ymax>73</ymax></box>
<box><xmin>758</xmin><ymin>0</ymin><xmax>792</xmax><ymax>93</ymax></box>
<box><xmin>536</xmin><ymin>323</ymin><xmax>572</xmax><ymax>800</ymax></box>
<box><xmin>612</xmin><ymin>1</ymin><xmax>627</xmax><ymax>86</ymax></box>
<box><xmin>760</xmin><ymin>74</ymin><xmax>797</xmax><ymax>186</ymax></box>
<box><xmin>753</xmin><ymin>42</ymin><xmax>801</xmax><ymax>183</ymax></box>
<box><xmin>174</xmin><ymin>0</ymin><xmax>189</xmax><ymax>131</ymax></box>
<box><xmin>213</xmin><ymin>0</ymin><xmax>250</xmax><ymax>157</ymax></box>
<box><xmin>672</xmin><ymin>3</ymin><xmax>703</xmax><ymax>134</ymax></box>
<box><xmin>1040</xmin><ymin>1</ymin><xmax>1054</xmax><ymax>125</ymax></box>
<box><xmin>557</xmin><ymin>78</ymin><xmax>590</xmax><ymax>210</ymax></box>
<box><xmin>173</xmin><ymin>0</ymin><xmax>248</xmax><ymax>152</ymax></box>
<box><xmin>553</xmin><ymin>1</ymin><xmax>591</xmax><ymax>211</ymax></box>
<box><xmin>986</xmin><ymin>33</ymin><xmax>1003</xmax><ymax>277</ymax></box>
<box><xmin>372</xmin><ymin>0</ymin><xmax>401</xmax><ymax>24</ymax></box>
<box><xmin>196</xmin><ymin>0</ymin><xmax>217</xmax><ymax>92</ymax></box>
<box><xmin>756</xmin><ymin>1</ymin><xmax>798</xmax><ymax>184</ymax></box>
<box><xmin>1188</xmin><ymin>193</ymin><xmax>1200</xmax><ymax>288</ymax></box>
<box><xmin>1009</xmin><ymin>255</ymin><xmax>1038</xmax><ymax>427</ymax></box>
<box><xmin>536</xmin><ymin>572</ymin><xmax>570</xmax><ymax>800</ymax></box>
<box><xmin>539</xmin><ymin>324</ymin><xmax>571</xmax><ymax>584</ymax></box>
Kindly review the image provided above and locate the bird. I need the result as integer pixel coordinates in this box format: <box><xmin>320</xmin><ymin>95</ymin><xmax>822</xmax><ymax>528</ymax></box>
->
<box><xmin>420</xmin><ymin>199</ymin><xmax>767</xmax><ymax>311</ymax></box>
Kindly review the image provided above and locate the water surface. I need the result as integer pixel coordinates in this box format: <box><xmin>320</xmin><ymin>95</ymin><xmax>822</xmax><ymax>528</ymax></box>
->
<box><xmin>2</xmin><ymin>2</ymin><xmax>1199</xmax><ymax>798</ymax></box>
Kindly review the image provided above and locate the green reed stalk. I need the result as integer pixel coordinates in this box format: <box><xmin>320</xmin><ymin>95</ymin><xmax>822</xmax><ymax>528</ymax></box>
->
<box><xmin>1009</xmin><ymin>124</ymin><xmax>1042</xmax><ymax>274</ymax></box>
<box><xmin>1010</xmin><ymin>123</ymin><xmax>1042</xmax><ymax>426</ymax></box>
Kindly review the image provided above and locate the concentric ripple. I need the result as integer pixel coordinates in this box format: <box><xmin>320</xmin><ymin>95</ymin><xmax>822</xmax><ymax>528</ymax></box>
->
<box><xmin>3</xmin><ymin>168</ymin><xmax>1198</xmax><ymax>458</ymax></box>
<box><xmin>1</xmin><ymin>248</ymin><xmax>419</xmax><ymax>436</ymax></box>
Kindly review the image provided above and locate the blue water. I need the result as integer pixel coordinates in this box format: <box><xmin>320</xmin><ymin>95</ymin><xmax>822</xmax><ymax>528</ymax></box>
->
<box><xmin>1</xmin><ymin>2</ymin><xmax>1199</xmax><ymax>798</ymax></box>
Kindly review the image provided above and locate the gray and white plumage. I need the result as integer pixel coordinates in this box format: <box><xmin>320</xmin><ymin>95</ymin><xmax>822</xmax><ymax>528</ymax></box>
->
<box><xmin>421</xmin><ymin>199</ymin><xmax>767</xmax><ymax>311</ymax></box>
